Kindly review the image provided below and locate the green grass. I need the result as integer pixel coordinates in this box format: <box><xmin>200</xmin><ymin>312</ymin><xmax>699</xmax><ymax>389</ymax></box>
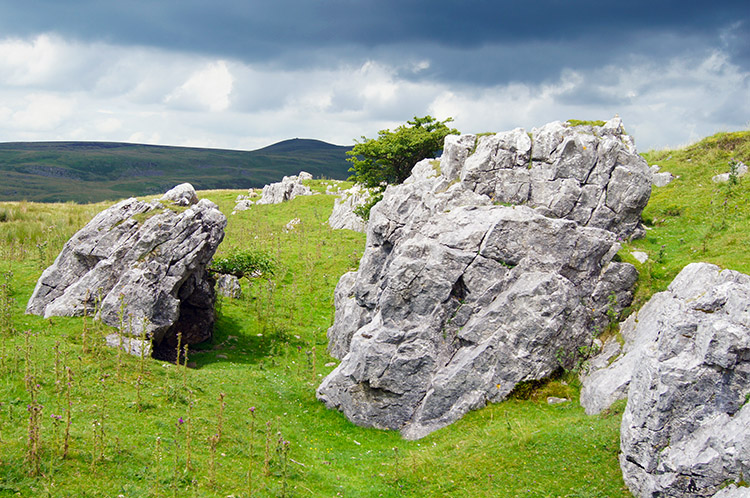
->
<box><xmin>566</xmin><ymin>120</ymin><xmax>607</xmax><ymax>127</ymax></box>
<box><xmin>621</xmin><ymin>130</ymin><xmax>750</xmax><ymax>309</ymax></box>
<box><xmin>0</xmin><ymin>182</ymin><xmax>632</xmax><ymax>497</ymax></box>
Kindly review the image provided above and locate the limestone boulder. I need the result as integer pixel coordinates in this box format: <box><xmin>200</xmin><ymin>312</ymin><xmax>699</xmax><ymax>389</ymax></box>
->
<box><xmin>712</xmin><ymin>161</ymin><xmax>748</xmax><ymax>183</ymax></box>
<box><xmin>317</xmin><ymin>117</ymin><xmax>646</xmax><ymax>439</ymax></box>
<box><xmin>216</xmin><ymin>274</ymin><xmax>242</xmax><ymax>299</ymax></box>
<box><xmin>26</xmin><ymin>184</ymin><xmax>226</xmax><ymax>358</ymax></box>
<box><xmin>613</xmin><ymin>263</ymin><xmax>750</xmax><ymax>497</ymax></box>
<box><xmin>328</xmin><ymin>184</ymin><xmax>375</xmax><ymax>233</ymax></box>
<box><xmin>255</xmin><ymin>171</ymin><xmax>313</xmax><ymax>205</ymax></box>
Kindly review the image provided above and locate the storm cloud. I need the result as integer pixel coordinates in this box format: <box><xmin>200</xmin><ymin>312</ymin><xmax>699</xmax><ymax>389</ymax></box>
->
<box><xmin>0</xmin><ymin>1</ymin><xmax>747</xmax><ymax>150</ymax></box>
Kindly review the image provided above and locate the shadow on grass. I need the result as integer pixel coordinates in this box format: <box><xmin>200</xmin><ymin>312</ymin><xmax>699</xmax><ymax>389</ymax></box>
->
<box><xmin>189</xmin><ymin>303</ymin><xmax>283</xmax><ymax>367</ymax></box>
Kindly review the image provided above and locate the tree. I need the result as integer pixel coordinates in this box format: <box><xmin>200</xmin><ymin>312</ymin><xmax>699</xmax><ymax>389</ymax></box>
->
<box><xmin>347</xmin><ymin>116</ymin><xmax>459</xmax><ymax>188</ymax></box>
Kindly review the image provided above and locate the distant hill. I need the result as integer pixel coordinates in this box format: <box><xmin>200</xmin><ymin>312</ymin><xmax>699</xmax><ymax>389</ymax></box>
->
<box><xmin>0</xmin><ymin>138</ymin><xmax>352</xmax><ymax>203</ymax></box>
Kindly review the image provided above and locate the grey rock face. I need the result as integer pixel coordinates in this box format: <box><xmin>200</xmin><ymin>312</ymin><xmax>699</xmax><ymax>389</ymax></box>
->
<box><xmin>609</xmin><ymin>263</ymin><xmax>750</xmax><ymax>497</ymax></box>
<box><xmin>161</xmin><ymin>182</ymin><xmax>199</xmax><ymax>206</ymax></box>
<box><xmin>26</xmin><ymin>184</ymin><xmax>226</xmax><ymax>358</ymax></box>
<box><xmin>712</xmin><ymin>485</ymin><xmax>750</xmax><ymax>498</ymax></box>
<box><xmin>318</xmin><ymin>117</ymin><xmax>646</xmax><ymax>439</ymax></box>
<box><xmin>255</xmin><ymin>171</ymin><xmax>313</xmax><ymax>205</ymax></box>
<box><xmin>454</xmin><ymin>118</ymin><xmax>651</xmax><ymax>239</ymax></box>
<box><xmin>713</xmin><ymin>161</ymin><xmax>748</xmax><ymax>183</ymax></box>
<box><xmin>652</xmin><ymin>172</ymin><xmax>675</xmax><ymax>187</ymax></box>
<box><xmin>328</xmin><ymin>184</ymin><xmax>374</xmax><ymax>232</ymax></box>
<box><xmin>216</xmin><ymin>274</ymin><xmax>242</xmax><ymax>299</ymax></box>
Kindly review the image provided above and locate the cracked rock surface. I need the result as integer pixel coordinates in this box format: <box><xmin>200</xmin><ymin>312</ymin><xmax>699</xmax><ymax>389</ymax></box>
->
<box><xmin>317</xmin><ymin>117</ymin><xmax>649</xmax><ymax>439</ymax></box>
<box><xmin>328</xmin><ymin>184</ymin><xmax>373</xmax><ymax>233</ymax></box>
<box><xmin>255</xmin><ymin>171</ymin><xmax>313</xmax><ymax>205</ymax></box>
<box><xmin>614</xmin><ymin>263</ymin><xmax>750</xmax><ymax>497</ymax></box>
<box><xmin>26</xmin><ymin>184</ymin><xmax>226</xmax><ymax>358</ymax></box>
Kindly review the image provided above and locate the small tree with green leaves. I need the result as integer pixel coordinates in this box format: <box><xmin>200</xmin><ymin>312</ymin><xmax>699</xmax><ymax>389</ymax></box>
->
<box><xmin>347</xmin><ymin>116</ymin><xmax>458</xmax><ymax>188</ymax></box>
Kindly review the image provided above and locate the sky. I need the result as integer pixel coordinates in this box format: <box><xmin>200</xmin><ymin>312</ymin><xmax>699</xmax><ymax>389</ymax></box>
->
<box><xmin>0</xmin><ymin>1</ymin><xmax>748</xmax><ymax>152</ymax></box>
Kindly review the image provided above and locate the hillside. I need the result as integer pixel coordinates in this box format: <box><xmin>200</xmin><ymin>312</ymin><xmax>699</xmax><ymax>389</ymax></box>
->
<box><xmin>0</xmin><ymin>138</ymin><xmax>352</xmax><ymax>203</ymax></box>
<box><xmin>0</xmin><ymin>130</ymin><xmax>747</xmax><ymax>496</ymax></box>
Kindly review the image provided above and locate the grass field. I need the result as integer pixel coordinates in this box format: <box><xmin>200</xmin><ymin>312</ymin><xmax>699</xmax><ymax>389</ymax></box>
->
<box><xmin>0</xmin><ymin>130</ymin><xmax>747</xmax><ymax>497</ymax></box>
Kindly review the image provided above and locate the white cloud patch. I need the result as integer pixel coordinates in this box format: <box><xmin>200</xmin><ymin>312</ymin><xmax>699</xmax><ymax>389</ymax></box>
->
<box><xmin>11</xmin><ymin>93</ymin><xmax>76</xmax><ymax>131</ymax></box>
<box><xmin>430</xmin><ymin>51</ymin><xmax>750</xmax><ymax>150</ymax></box>
<box><xmin>0</xmin><ymin>33</ymin><xmax>747</xmax><ymax>151</ymax></box>
<box><xmin>164</xmin><ymin>60</ymin><xmax>234</xmax><ymax>112</ymax></box>
<box><xmin>0</xmin><ymin>34</ymin><xmax>68</xmax><ymax>86</ymax></box>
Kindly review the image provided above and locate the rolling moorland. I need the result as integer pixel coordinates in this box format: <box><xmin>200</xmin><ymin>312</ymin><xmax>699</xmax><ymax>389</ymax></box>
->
<box><xmin>0</xmin><ymin>129</ymin><xmax>747</xmax><ymax>496</ymax></box>
<box><xmin>0</xmin><ymin>139</ymin><xmax>352</xmax><ymax>203</ymax></box>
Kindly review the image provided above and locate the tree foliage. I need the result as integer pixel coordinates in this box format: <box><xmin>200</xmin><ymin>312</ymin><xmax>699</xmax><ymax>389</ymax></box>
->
<box><xmin>347</xmin><ymin>116</ymin><xmax>459</xmax><ymax>188</ymax></box>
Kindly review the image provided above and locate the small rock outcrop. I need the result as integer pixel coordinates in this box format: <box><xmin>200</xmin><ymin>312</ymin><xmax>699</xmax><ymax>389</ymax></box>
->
<box><xmin>328</xmin><ymin>184</ymin><xmax>374</xmax><ymax>233</ymax></box>
<box><xmin>650</xmin><ymin>165</ymin><xmax>675</xmax><ymax>187</ymax></box>
<box><xmin>26</xmin><ymin>184</ymin><xmax>226</xmax><ymax>358</ymax></box>
<box><xmin>216</xmin><ymin>274</ymin><xmax>242</xmax><ymax>299</ymax></box>
<box><xmin>712</xmin><ymin>161</ymin><xmax>748</xmax><ymax>183</ymax></box>
<box><xmin>255</xmin><ymin>171</ymin><xmax>313</xmax><ymax>205</ymax></box>
<box><xmin>317</xmin><ymin>117</ymin><xmax>651</xmax><ymax>439</ymax></box>
<box><xmin>602</xmin><ymin>263</ymin><xmax>750</xmax><ymax>497</ymax></box>
<box><xmin>631</xmin><ymin>251</ymin><xmax>649</xmax><ymax>264</ymax></box>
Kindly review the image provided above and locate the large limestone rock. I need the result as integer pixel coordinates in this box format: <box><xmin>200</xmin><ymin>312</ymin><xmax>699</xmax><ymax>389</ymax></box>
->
<box><xmin>609</xmin><ymin>263</ymin><xmax>750</xmax><ymax>497</ymax></box>
<box><xmin>317</xmin><ymin>117</ymin><xmax>649</xmax><ymax>439</ymax></box>
<box><xmin>255</xmin><ymin>171</ymin><xmax>313</xmax><ymax>205</ymax></box>
<box><xmin>328</xmin><ymin>184</ymin><xmax>374</xmax><ymax>233</ymax></box>
<box><xmin>26</xmin><ymin>184</ymin><xmax>226</xmax><ymax>358</ymax></box>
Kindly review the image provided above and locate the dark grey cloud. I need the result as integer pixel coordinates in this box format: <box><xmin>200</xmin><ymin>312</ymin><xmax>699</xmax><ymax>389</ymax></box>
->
<box><xmin>1</xmin><ymin>0</ymin><xmax>747</xmax><ymax>85</ymax></box>
<box><xmin>0</xmin><ymin>1</ymin><xmax>747</xmax><ymax>151</ymax></box>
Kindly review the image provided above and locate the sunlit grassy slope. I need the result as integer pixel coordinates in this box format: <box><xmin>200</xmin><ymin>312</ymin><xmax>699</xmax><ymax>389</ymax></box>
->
<box><xmin>0</xmin><ymin>130</ymin><xmax>746</xmax><ymax>497</ymax></box>
<box><xmin>622</xmin><ymin>130</ymin><xmax>750</xmax><ymax>309</ymax></box>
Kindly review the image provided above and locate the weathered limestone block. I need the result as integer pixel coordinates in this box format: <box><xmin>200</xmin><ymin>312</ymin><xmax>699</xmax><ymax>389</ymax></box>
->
<box><xmin>27</xmin><ymin>184</ymin><xmax>226</xmax><ymax>358</ymax></box>
<box><xmin>255</xmin><ymin>171</ymin><xmax>313</xmax><ymax>205</ymax></box>
<box><xmin>328</xmin><ymin>184</ymin><xmax>374</xmax><ymax>233</ymax></box>
<box><xmin>615</xmin><ymin>263</ymin><xmax>750</xmax><ymax>497</ymax></box>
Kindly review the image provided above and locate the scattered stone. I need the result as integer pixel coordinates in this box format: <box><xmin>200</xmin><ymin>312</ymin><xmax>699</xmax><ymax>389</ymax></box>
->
<box><xmin>283</xmin><ymin>217</ymin><xmax>301</xmax><ymax>232</ymax></box>
<box><xmin>324</xmin><ymin>362</ymin><xmax>337</xmax><ymax>367</ymax></box>
<box><xmin>233</xmin><ymin>199</ymin><xmax>254</xmax><ymax>213</ymax></box>
<box><xmin>216</xmin><ymin>354</ymin><xmax>228</xmax><ymax>360</ymax></box>
<box><xmin>547</xmin><ymin>397</ymin><xmax>569</xmax><ymax>405</ymax></box>
<box><xmin>325</xmin><ymin>181</ymin><xmax>344</xmax><ymax>195</ymax></box>
<box><xmin>712</xmin><ymin>161</ymin><xmax>748</xmax><ymax>183</ymax></box>
<box><xmin>328</xmin><ymin>184</ymin><xmax>374</xmax><ymax>233</ymax></box>
<box><xmin>652</xmin><ymin>172</ymin><xmax>675</xmax><ymax>187</ymax></box>
<box><xmin>160</xmin><ymin>182</ymin><xmax>199</xmax><ymax>206</ymax></box>
<box><xmin>216</xmin><ymin>274</ymin><xmax>242</xmax><ymax>299</ymax></box>
<box><xmin>317</xmin><ymin>117</ymin><xmax>648</xmax><ymax>439</ymax></box>
<box><xmin>26</xmin><ymin>184</ymin><xmax>226</xmax><ymax>359</ymax></box>
<box><xmin>630</xmin><ymin>251</ymin><xmax>649</xmax><ymax>264</ymax></box>
<box><xmin>256</xmin><ymin>172</ymin><xmax>314</xmax><ymax>204</ymax></box>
